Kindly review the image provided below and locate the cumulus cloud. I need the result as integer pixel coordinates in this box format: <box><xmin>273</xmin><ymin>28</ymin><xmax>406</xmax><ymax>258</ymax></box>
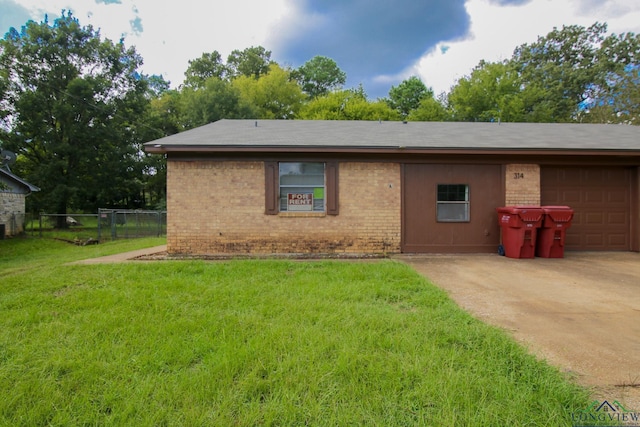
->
<box><xmin>272</xmin><ymin>0</ymin><xmax>471</xmax><ymax>92</ymax></box>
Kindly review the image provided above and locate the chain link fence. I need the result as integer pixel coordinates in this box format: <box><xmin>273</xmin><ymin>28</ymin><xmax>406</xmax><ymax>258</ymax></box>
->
<box><xmin>98</xmin><ymin>209</ymin><xmax>166</xmax><ymax>240</ymax></box>
<box><xmin>29</xmin><ymin>210</ymin><xmax>166</xmax><ymax>243</ymax></box>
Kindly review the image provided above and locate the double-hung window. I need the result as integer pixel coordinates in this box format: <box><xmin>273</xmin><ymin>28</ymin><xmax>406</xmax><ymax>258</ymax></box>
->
<box><xmin>436</xmin><ymin>184</ymin><xmax>470</xmax><ymax>222</ymax></box>
<box><xmin>264</xmin><ymin>161</ymin><xmax>339</xmax><ymax>215</ymax></box>
<box><xmin>279</xmin><ymin>162</ymin><xmax>325</xmax><ymax>212</ymax></box>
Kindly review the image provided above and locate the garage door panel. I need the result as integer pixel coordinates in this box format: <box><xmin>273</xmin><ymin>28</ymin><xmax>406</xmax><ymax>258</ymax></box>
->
<box><xmin>608</xmin><ymin>212</ymin><xmax>627</xmax><ymax>225</ymax></box>
<box><xmin>585</xmin><ymin>234</ymin><xmax>604</xmax><ymax>247</ymax></box>
<box><xmin>541</xmin><ymin>166</ymin><xmax>631</xmax><ymax>251</ymax></box>
<box><xmin>609</xmin><ymin>234</ymin><xmax>628</xmax><ymax>246</ymax></box>
<box><xmin>563</xmin><ymin>190</ymin><xmax>582</xmax><ymax>204</ymax></box>
<box><xmin>608</xmin><ymin>189</ymin><xmax>628</xmax><ymax>203</ymax></box>
<box><xmin>584</xmin><ymin>212</ymin><xmax>604</xmax><ymax>225</ymax></box>
<box><xmin>584</xmin><ymin>190</ymin><xmax>605</xmax><ymax>203</ymax></box>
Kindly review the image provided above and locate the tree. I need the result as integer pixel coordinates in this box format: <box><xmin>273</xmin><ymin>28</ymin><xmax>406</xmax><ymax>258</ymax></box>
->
<box><xmin>226</xmin><ymin>46</ymin><xmax>272</xmax><ymax>79</ymax></box>
<box><xmin>144</xmin><ymin>74</ymin><xmax>171</xmax><ymax>97</ymax></box>
<box><xmin>407</xmin><ymin>95</ymin><xmax>450</xmax><ymax>121</ymax></box>
<box><xmin>580</xmin><ymin>31</ymin><xmax>640</xmax><ymax>124</ymax></box>
<box><xmin>0</xmin><ymin>12</ymin><xmax>150</xmax><ymax>223</ymax></box>
<box><xmin>299</xmin><ymin>87</ymin><xmax>400</xmax><ymax>121</ymax></box>
<box><xmin>512</xmin><ymin>23</ymin><xmax>610</xmax><ymax>122</ymax></box>
<box><xmin>183</xmin><ymin>51</ymin><xmax>227</xmax><ymax>88</ymax></box>
<box><xmin>386</xmin><ymin>76</ymin><xmax>433</xmax><ymax>118</ymax></box>
<box><xmin>232</xmin><ymin>64</ymin><xmax>305</xmax><ymax>119</ymax></box>
<box><xmin>448</xmin><ymin>61</ymin><xmax>524</xmax><ymax>122</ymax></box>
<box><xmin>180</xmin><ymin>77</ymin><xmax>255</xmax><ymax>129</ymax></box>
<box><xmin>293</xmin><ymin>56</ymin><xmax>346</xmax><ymax>98</ymax></box>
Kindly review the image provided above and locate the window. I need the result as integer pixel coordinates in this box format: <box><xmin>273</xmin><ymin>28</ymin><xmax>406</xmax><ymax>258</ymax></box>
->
<box><xmin>265</xmin><ymin>161</ymin><xmax>339</xmax><ymax>215</ymax></box>
<box><xmin>279</xmin><ymin>162</ymin><xmax>325</xmax><ymax>212</ymax></box>
<box><xmin>437</xmin><ymin>184</ymin><xmax>469</xmax><ymax>222</ymax></box>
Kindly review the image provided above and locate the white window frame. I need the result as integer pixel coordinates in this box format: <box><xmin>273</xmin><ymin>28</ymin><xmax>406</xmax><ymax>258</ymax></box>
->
<box><xmin>436</xmin><ymin>184</ymin><xmax>470</xmax><ymax>222</ymax></box>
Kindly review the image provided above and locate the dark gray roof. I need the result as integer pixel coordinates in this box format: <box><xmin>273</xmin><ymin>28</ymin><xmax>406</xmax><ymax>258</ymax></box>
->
<box><xmin>145</xmin><ymin>119</ymin><xmax>640</xmax><ymax>152</ymax></box>
<box><xmin>0</xmin><ymin>168</ymin><xmax>40</xmax><ymax>193</ymax></box>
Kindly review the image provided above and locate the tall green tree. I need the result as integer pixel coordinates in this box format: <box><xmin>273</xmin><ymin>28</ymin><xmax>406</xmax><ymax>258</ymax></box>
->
<box><xmin>232</xmin><ymin>64</ymin><xmax>305</xmax><ymax>119</ymax></box>
<box><xmin>226</xmin><ymin>46</ymin><xmax>272</xmax><ymax>79</ymax></box>
<box><xmin>446</xmin><ymin>23</ymin><xmax>639</xmax><ymax>124</ymax></box>
<box><xmin>407</xmin><ymin>95</ymin><xmax>450</xmax><ymax>121</ymax></box>
<box><xmin>183</xmin><ymin>51</ymin><xmax>227</xmax><ymax>88</ymax></box>
<box><xmin>580</xmin><ymin>31</ymin><xmax>640</xmax><ymax>124</ymax></box>
<box><xmin>180</xmin><ymin>77</ymin><xmax>255</xmax><ymax>129</ymax></box>
<box><xmin>293</xmin><ymin>56</ymin><xmax>347</xmax><ymax>98</ymax></box>
<box><xmin>0</xmin><ymin>12</ymin><xmax>149</xmax><ymax>222</ymax></box>
<box><xmin>299</xmin><ymin>87</ymin><xmax>400</xmax><ymax>121</ymax></box>
<box><xmin>448</xmin><ymin>61</ymin><xmax>524</xmax><ymax>122</ymax></box>
<box><xmin>512</xmin><ymin>22</ymin><xmax>610</xmax><ymax>122</ymax></box>
<box><xmin>386</xmin><ymin>76</ymin><xmax>433</xmax><ymax>118</ymax></box>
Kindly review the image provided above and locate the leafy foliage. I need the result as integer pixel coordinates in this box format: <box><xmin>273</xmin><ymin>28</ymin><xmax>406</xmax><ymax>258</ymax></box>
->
<box><xmin>293</xmin><ymin>56</ymin><xmax>347</xmax><ymax>98</ymax></box>
<box><xmin>451</xmin><ymin>22</ymin><xmax>640</xmax><ymax>124</ymax></box>
<box><xmin>386</xmin><ymin>76</ymin><xmax>434</xmax><ymax>118</ymax></box>
<box><xmin>448</xmin><ymin>61</ymin><xmax>523</xmax><ymax>122</ymax></box>
<box><xmin>226</xmin><ymin>46</ymin><xmax>272</xmax><ymax>79</ymax></box>
<box><xmin>180</xmin><ymin>78</ymin><xmax>255</xmax><ymax>129</ymax></box>
<box><xmin>183</xmin><ymin>51</ymin><xmax>227</xmax><ymax>88</ymax></box>
<box><xmin>0</xmin><ymin>12</ymin><xmax>150</xmax><ymax>221</ymax></box>
<box><xmin>299</xmin><ymin>87</ymin><xmax>400</xmax><ymax>120</ymax></box>
<box><xmin>233</xmin><ymin>64</ymin><xmax>305</xmax><ymax>119</ymax></box>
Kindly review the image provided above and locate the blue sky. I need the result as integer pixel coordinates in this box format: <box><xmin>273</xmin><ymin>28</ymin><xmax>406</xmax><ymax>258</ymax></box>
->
<box><xmin>2</xmin><ymin>0</ymin><xmax>640</xmax><ymax>98</ymax></box>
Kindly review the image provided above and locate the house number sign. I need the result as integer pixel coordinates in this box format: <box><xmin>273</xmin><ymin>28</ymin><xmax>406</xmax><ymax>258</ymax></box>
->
<box><xmin>513</xmin><ymin>172</ymin><xmax>525</xmax><ymax>179</ymax></box>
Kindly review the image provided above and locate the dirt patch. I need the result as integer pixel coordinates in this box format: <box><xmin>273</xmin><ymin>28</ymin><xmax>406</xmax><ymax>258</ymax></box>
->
<box><xmin>396</xmin><ymin>252</ymin><xmax>640</xmax><ymax>410</ymax></box>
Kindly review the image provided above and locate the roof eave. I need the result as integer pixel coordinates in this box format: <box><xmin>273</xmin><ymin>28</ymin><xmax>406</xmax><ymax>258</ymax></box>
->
<box><xmin>144</xmin><ymin>145</ymin><xmax>640</xmax><ymax>157</ymax></box>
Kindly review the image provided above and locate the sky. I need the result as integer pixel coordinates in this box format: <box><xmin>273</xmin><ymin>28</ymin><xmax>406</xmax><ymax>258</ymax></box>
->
<box><xmin>2</xmin><ymin>0</ymin><xmax>640</xmax><ymax>99</ymax></box>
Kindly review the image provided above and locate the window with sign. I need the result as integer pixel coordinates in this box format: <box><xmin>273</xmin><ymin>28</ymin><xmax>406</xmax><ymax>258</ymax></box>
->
<box><xmin>437</xmin><ymin>184</ymin><xmax>470</xmax><ymax>222</ymax></box>
<box><xmin>279</xmin><ymin>162</ymin><xmax>325</xmax><ymax>212</ymax></box>
<box><xmin>264</xmin><ymin>161</ymin><xmax>339</xmax><ymax>215</ymax></box>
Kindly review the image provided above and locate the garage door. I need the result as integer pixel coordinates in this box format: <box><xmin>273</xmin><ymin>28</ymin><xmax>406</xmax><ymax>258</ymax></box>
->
<box><xmin>541</xmin><ymin>167</ymin><xmax>631</xmax><ymax>251</ymax></box>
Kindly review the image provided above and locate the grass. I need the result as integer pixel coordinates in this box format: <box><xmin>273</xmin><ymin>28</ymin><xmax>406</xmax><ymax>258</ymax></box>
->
<box><xmin>0</xmin><ymin>237</ymin><xmax>604</xmax><ymax>426</ymax></box>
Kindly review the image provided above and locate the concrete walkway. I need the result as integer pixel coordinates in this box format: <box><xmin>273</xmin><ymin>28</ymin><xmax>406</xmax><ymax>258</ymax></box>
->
<box><xmin>69</xmin><ymin>245</ymin><xmax>167</xmax><ymax>264</ymax></box>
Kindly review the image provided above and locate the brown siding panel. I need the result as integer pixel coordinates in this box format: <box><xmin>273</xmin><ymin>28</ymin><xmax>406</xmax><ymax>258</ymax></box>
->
<box><xmin>264</xmin><ymin>161</ymin><xmax>278</xmax><ymax>215</ymax></box>
<box><xmin>326</xmin><ymin>161</ymin><xmax>339</xmax><ymax>215</ymax></box>
<box><xmin>402</xmin><ymin>164</ymin><xmax>503</xmax><ymax>253</ymax></box>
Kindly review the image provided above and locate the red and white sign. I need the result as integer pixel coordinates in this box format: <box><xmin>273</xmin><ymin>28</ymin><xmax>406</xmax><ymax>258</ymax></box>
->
<box><xmin>287</xmin><ymin>193</ymin><xmax>313</xmax><ymax>211</ymax></box>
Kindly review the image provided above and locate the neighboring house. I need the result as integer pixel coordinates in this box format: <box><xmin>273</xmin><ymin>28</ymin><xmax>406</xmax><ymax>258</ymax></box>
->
<box><xmin>144</xmin><ymin>120</ymin><xmax>640</xmax><ymax>255</ymax></box>
<box><xmin>0</xmin><ymin>168</ymin><xmax>40</xmax><ymax>238</ymax></box>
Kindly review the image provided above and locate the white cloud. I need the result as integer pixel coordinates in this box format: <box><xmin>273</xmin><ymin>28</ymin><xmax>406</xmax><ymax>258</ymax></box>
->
<box><xmin>414</xmin><ymin>0</ymin><xmax>640</xmax><ymax>95</ymax></box>
<box><xmin>18</xmin><ymin>0</ymin><xmax>287</xmax><ymax>86</ymax></box>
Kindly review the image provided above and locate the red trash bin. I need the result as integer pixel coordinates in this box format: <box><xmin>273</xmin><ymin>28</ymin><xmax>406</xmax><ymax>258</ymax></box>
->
<box><xmin>536</xmin><ymin>206</ymin><xmax>574</xmax><ymax>258</ymax></box>
<box><xmin>497</xmin><ymin>206</ymin><xmax>544</xmax><ymax>259</ymax></box>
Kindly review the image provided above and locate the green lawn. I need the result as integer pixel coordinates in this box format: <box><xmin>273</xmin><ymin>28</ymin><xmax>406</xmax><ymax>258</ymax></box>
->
<box><xmin>0</xmin><ymin>237</ymin><xmax>599</xmax><ymax>426</ymax></box>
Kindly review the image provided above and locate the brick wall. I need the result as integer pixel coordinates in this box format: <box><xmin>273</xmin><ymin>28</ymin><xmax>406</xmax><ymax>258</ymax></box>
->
<box><xmin>167</xmin><ymin>160</ymin><xmax>401</xmax><ymax>255</ymax></box>
<box><xmin>504</xmin><ymin>164</ymin><xmax>540</xmax><ymax>206</ymax></box>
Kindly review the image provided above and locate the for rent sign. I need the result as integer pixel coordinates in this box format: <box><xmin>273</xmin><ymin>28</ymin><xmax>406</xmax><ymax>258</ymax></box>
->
<box><xmin>287</xmin><ymin>193</ymin><xmax>313</xmax><ymax>211</ymax></box>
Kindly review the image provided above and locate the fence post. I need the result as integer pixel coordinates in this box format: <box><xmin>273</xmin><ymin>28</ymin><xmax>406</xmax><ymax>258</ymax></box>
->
<box><xmin>110</xmin><ymin>210</ymin><xmax>117</xmax><ymax>240</ymax></box>
<box><xmin>97</xmin><ymin>209</ymin><xmax>102</xmax><ymax>241</ymax></box>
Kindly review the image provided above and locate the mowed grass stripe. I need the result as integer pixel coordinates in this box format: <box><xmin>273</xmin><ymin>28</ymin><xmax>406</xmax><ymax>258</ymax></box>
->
<box><xmin>0</xmin><ymin>241</ymin><xmax>594</xmax><ymax>426</ymax></box>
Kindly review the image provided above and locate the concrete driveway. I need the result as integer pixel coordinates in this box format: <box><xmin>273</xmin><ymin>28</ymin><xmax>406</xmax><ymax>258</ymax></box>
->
<box><xmin>396</xmin><ymin>252</ymin><xmax>640</xmax><ymax>410</ymax></box>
